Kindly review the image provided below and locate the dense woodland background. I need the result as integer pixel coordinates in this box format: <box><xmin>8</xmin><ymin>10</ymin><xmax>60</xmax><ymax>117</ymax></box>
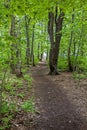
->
<box><xmin>0</xmin><ymin>0</ymin><xmax>87</xmax><ymax>129</ymax></box>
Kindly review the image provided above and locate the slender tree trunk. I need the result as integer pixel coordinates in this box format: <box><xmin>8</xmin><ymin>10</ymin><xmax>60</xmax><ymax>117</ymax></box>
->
<box><xmin>40</xmin><ymin>43</ymin><xmax>43</xmax><ymax>61</ymax></box>
<box><xmin>10</xmin><ymin>15</ymin><xmax>16</xmax><ymax>74</ymax></box>
<box><xmin>48</xmin><ymin>7</ymin><xmax>64</xmax><ymax>75</ymax></box>
<box><xmin>15</xmin><ymin>21</ymin><xmax>22</xmax><ymax>77</ymax></box>
<box><xmin>68</xmin><ymin>30</ymin><xmax>73</xmax><ymax>71</ymax></box>
<box><xmin>46</xmin><ymin>47</ymin><xmax>49</xmax><ymax>61</ymax></box>
<box><xmin>30</xmin><ymin>24</ymin><xmax>35</xmax><ymax>66</ymax></box>
<box><xmin>74</xmin><ymin>13</ymin><xmax>84</xmax><ymax>73</ymax></box>
<box><xmin>25</xmin><ymin>15</ymin><xmax>30</xmax><ymax>66</ymax></box>
<box><xmin>38</xmin><ymin>43</ymin><xmax>40</xmax><ymax>60</ymax></box>
<box><xmin>80</xmin><ymin>10</ymin><xmax>84</xmax><ymax>57</ymax></box>
<box><xmin>68</xmin><ymin>9</ymin><xmax>74</xmax><ymax>72</ymax></box>
<box><xmin>73</xmin><ymin>37</ymin><xmax>76</xmax><ymax>71</ymax></box>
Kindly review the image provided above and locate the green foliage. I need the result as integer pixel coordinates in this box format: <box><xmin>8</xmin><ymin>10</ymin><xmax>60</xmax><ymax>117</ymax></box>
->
<box><xmin>58</xmin><ymin>57</ymin><xmax>68</xmax><ymax>71</ymax></box>
<box><xmin>24</xmin><ymin>74</ymin><xmax>33</xmax><ymax>87</ymax></box>
<box><xmin>1</xmin><ymin>101</ymin><xmax>17</xmax><ymax>114</ymax></box>
<box><xmin>0</xmin><ymin>115</ymin><xmax>13</xmax><ymax>130</ymax></box>
<box><xmin>34</xmin><ymin>57</ymin><xmax>39</xmax><ymax>65</ymax></box>
<box><xmin>76</xmin><ymin>57</ymin><xmax>87</xmax><ymax>71</ymax></box>
<box><xmin>72</xmin><ymin>72</ymin><xmax>87</xmax><ymax>80</ymax></box>
<box><xmin>0</xmin><ymin>68</ymin><xmax>33</xmax><ymax>129</ymax></box>
<box><xmin>22</xmin><ymin>68</ymin><xmax>28</xmax><ymax>73</ymax></box>
<box><xmin>2</xmin><ymin>115</ymin><xmax>12</xmax><ymax>125</ymax></box>
<box><xmin>17</xmin><ymin>93</ymin><xmax>25</xmax><ymax>99</ymax></box>
<box><xmin>0</xmin><ymin>101</ymin><xmax>16</xmax><ymax>130</ymax></box>
<box><xmin>1</xmin><ymin>101</ymin><xmax>9</xmax><ymax>114</ymax></box>
<box><xmin>4</xmin><ymin>84</ymin><xmax>12</xmax><ymax>91</ymax></box>
<box><xmin>21</xmin><ymin>99</ymin><xmax>35</xmax><ymax>112</ymax></box>
<box><xmin>16</xmin><ymin>80</ymin><xmax>23</xmax><ymax>88</ymax></box>
<box><xmin>2</xmin><ymin>92</ymin><xmax>7</xmax><ymax>99</ymax></box>
<box><xmin>0</xmin><ymin>0</ymin><xmax>87</xmax><ymax>128</ymax></box>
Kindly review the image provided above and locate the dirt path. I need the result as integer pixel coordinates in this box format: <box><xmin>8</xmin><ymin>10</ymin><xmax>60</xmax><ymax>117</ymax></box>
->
<box><xmin>30</xmin><ymin>62</ymin><xmax>87</xmax><ymax>130</ymax></box>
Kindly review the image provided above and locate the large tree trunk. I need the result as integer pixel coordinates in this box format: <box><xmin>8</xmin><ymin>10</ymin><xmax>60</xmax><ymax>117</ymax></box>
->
<box><xmin>48</xmin><ymin>8</ymin><xmax>64</xmax><ymax>75</ymax></box>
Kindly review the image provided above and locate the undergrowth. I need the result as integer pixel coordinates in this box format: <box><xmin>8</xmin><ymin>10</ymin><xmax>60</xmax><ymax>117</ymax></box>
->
<box><xmin>0</xmin><ymin>68</ymin><xmax>34</xmax><ymax>130</ymax></box>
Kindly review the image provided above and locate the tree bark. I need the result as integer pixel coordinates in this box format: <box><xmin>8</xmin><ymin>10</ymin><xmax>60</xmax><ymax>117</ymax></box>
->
<box><xmin>38</xmin><ymin>43</ymin><xmax>40</xmax><ymax>60</ymax></box>
<box><xmin>10</xmin><ymin>16</ymin><xmax>22</xmax><ymax>76</ymax></box>
<box><xmin>25</xmin><ymin>15</ymin><xmax>30</xmax><ymax>66</ymax></box>
<box><xmin>68</xmin><ymin>30</ymin><xmax>73</xmax><ymax>72</ymax></box>
<box><xmin>46</xmin><ymin>47</ymin><xmax>49</xmax><ymax>61</ymax></box>
<box><xmin>15</xmin><ymin>21</ymin><xmax>22</xmax><ymax>77</ymax></box>
<box><xmin>30</xmin><ymin>24</ymin><xmax>35</xmax><ymax>66</ymax></box>
<box><xmin>40</xmin><ymin>43</ymin><xmax>43</xmax><ymax>61</ymax></box>
<box><xmin>10</xmin><ymin>15</ymin><xmax>16</xmax><ymax>74</ymax></box>
<box><xmin>48</xmin><ymin>8</ymin><xmax>64</xmax><ymax>75</ymax></box>
<box><xmin>68</xmin><ymin>9</ymin><xmax>74</xmax><ymax>72</ymax></box>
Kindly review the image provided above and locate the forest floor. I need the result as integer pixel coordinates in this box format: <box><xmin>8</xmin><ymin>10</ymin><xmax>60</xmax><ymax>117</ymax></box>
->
<box><xmin>11</xmin><ymin>62</ymin><xmax>87</xmax><ymax>130</ymax></box>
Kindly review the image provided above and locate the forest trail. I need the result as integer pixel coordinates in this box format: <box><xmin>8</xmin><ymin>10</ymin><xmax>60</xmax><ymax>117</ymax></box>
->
<box><xmin>30</xmin><ymin>62</ymin><xmax>87</xmax><ymax>130</ymax></box>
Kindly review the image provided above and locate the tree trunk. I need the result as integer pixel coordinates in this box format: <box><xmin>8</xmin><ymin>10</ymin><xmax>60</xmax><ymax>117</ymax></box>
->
<box><xmin>10</xmin><ymin>15</ymin><xmax>16</xmax><ymax>74</ymax></box>
<box><xmin>68</xmin><ymin>9</ymin><xmax>74</xmax><ymax>72</ymax></box>
<box><xmin>74</xmin><ymin>12</ymin><xmax>84</xmax><ymax>73</ymax></box>
<box><xmin>48</xmin><ymin>8</ymin><xmax>64</xmax><ymax>75</ymax></box>
<box><xmin>40</xmin><ymin>43</ymin><xmax>43</xmax><ymax>61</ymax></box>
<box><xmin>15</xmin><ymin>21</ymin><xmax>22</xmax><ymax>77</ymax></box>
<box><xmin>68</xmin><ymin>30</ymin><xmax>73</xmax><ymax>72</ymax></box>
<box><xmin>46</xmin><ymin>47</ymin><xmax>49</xmax><ymax>61</ymax></box>
<box><xmin>38</xmin><ymin>43</ymin><xmax>40</xmax><ymax>60</ymax></box>
<box><xmin>25</xmin><ymin>15</ymin><xmax>30</xmax><ymax>66</ymax></box>
<box><xmin>10</xmin><ymin>16</ymin><xmax>22</xmax><ymax>76</ymax></box>
<box><xmin>30</xmin><ymin>24</ymin><xmax>35</xmax><ymax>66</ymax></box>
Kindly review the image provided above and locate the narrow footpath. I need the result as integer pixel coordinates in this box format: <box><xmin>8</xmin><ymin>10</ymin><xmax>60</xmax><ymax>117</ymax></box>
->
<box><xmin>30</xmin><ymin>62</ymin><xmax>87</xmax><ymax>130</ymax></box>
